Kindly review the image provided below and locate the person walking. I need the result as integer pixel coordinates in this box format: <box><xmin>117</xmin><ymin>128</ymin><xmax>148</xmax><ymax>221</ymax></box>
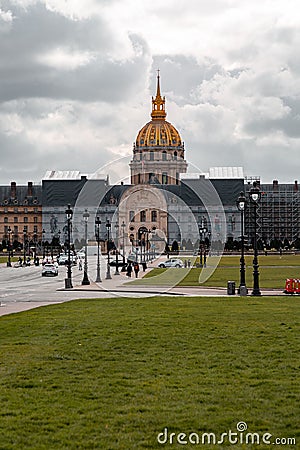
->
<box><xmin>133</xmin><ymin>262</ymin><xmax>139</xmax><ymax>278</ymax></box>
<box><xmin>126</xmin><ymin>262</ymin><xmax>132</xmax><ymax>278</ymax></box>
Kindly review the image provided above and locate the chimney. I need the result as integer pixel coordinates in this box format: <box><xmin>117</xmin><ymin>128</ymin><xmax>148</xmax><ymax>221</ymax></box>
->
<box><xmin>294</xmin><ymin>180</ymin><xmax>298</xmax><ymax>192</ymax></box>
<box><xmin>10</xmin><ymin>181</ymin><xmax>16</xmax><ymax>198</ymax></box>
<box><xmin>27</xmin><ymin>181</ymin><xmax>33</xmax><ymax>197</ymax></box>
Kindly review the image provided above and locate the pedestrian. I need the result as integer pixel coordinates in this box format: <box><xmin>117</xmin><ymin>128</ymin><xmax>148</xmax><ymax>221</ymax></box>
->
<box><xmin>142</xmin><ymin>261</ymin><xmax>147</xmax><ymax>272</ymax></box>
<box><xmin>133</xmin><ymin>262</ymin><xmax>139</xmax><ymax>278</ymax></box>
<box><xmin>78</xmin><ymin>259</ymin><xmax>82</xmax><ymax>270</ymax></box>
<box><xmin>187</xmin><ymin>259</ymin><xmax>191</xmax><ymax>267</ymax></box>
<box><xmin>126</xmin><ymin>262</ymin><xmax>132</xmax><ymax>278</ymax></box>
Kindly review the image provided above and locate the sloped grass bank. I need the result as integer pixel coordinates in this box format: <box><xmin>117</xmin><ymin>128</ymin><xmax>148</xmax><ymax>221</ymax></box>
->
<box><xmin>0</xmin><ymin>297</ymin><xmax>299</xmax><ymax>449</ymax></box>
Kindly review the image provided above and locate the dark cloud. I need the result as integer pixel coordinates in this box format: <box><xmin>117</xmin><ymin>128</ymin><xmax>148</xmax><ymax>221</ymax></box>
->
<box><xmin>0</xmin><ymin>4</ymin><xmax>150</xmax><ymax>103</ymax></box>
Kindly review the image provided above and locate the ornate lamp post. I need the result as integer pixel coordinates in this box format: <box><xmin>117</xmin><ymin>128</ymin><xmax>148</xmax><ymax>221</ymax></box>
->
<box><xmin>199</xmin><ymin>223</ymin><xmax>207</xmax><ymax>267</ymax></box>
<box><xmin>237</xmin><ymin>191</ymin><xmax>248</xmax><ymax>295</ymax></box>
<box><xmin>95</xmin><ymin>216</ymin><xmax>102</xmax><ymax>283</ymax></box>
<box><xmin>148</xmin><ymin>229</ymin><xmax>152</xmax><ymax>260</ymax></box>
<box><xmin>65</xmin><ymin>204</ymin><xmax>73</xmax><ymax>289</ymax></box>
<box><xmin>23</xmin><ymin>227</ymin><xmax>27</xmax><ymax>266</ymax></box>
<box><xmin>114</xmin><ymin>223</ymin><xmax>120</xmax><ymax>275</ymax></box>
<box><xmin>42</xmin><ymin>228</ymin><xmax>46</xmax><ymax>259</ymax></box>
<box><xmin>249</xmin><ymin>182</ymin><xmax>261</xmax><ymax>296</ymax></box>
<box><xmin>121</xmin><ymin>220</ymin><xmax>126</xmax><ymax>268</ymax></box>
<box><xmin>82</xmin><ymin>209</ymin><xmax>90</xmax><ymax>285</ymax></box>
<box><xmin>105</xmin><ymin>219</ymin><xmax>112</xmax><ymax>279</ymax></box>
<box><xmin>7</xmin><ymin>226</ymin><xmax>12</xmax><ymax>267</ymax></box>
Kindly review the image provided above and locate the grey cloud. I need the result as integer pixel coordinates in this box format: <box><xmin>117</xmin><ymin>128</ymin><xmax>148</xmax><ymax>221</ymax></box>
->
<box><xmin>0</xmin><ymin>4</ymin><xmax>150</xmax><ymax>103</ymax></box>
<box><xmin>151</xmin><ymin>55</ymin><xmax>222</xmax><ymax>105</ymax></box>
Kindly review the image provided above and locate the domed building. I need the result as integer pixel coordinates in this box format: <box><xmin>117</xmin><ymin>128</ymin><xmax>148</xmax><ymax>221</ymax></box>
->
<box><xmin>130</xmin><ymin>72</ymin><xmax>187</xmax><ymax>185</ymax></box>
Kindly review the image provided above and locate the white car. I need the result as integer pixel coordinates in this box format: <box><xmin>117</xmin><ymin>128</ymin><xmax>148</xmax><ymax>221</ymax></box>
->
<box><xmin>158</xmin><ymin>258</ymin><xmax>184</xmax><ymax>268</ymax></box>
<box><xmin>42</xmin><ymin>263</ymin><xmax>58</xmax><ymax>277</ymax></box>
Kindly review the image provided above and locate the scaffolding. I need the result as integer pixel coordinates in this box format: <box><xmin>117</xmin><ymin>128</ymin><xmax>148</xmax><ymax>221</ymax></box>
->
<box><xmin>245</xmin><ymin>181</ymin><xmax>299</xmax><ymax>246</ymax></box>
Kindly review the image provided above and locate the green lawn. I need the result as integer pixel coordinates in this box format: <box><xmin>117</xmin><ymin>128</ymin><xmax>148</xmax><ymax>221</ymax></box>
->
<box><xmin>138</xmin><ymin>254</ymin><xmax>300</xmax><ymax>289</ymax></box>
<box><xmin>0</xmin><ymin>297</ymin><xmax>299</xmax><ymax>449</ymax></box>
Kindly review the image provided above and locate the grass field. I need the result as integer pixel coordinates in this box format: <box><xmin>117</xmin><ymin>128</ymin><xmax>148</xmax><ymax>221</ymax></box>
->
<box><xmin>137</xmin><ymin>254</ymin><xmax>300</xmax><ymax>289</ymax></box>
<box><xmin>0</xmin><ymin>296</ymin><xmax>299</xmax><ymax>449</ymax></box>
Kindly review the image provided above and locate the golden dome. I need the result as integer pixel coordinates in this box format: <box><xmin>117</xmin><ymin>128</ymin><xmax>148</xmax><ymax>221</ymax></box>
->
<box><xmin>135</xmin><ymin>72</ymin><xmax>182</xmax><ymax>148</ymax></box>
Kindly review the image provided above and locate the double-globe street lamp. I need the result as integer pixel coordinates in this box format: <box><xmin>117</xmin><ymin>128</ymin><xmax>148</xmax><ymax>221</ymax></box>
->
<box><xmin>105</xmin><ymin>219</ymin><xmax>112</xmax><ymax>280</ymax></box>
<box><xmin>114</xmin><ymin>223</ymin><xmax>120</xmax><ymax>275</ymax></box>
<box><xmin>95</xmin><ymin>216</ymin><xmax>102</xmax><ymax>283</ymax></box>
<box><xmin>249</xmin><ymin>182</ymin><xmax>261</xmax><ymax>296</ymax></box>
<box><xmin>82</xmin><ymin>209</ymin><xmax>90</xmax><ymax>286</ymax></box>
<box><xmin>65</xmin><ymin>204</ymin><xmax>73</xmax><ymax>289</ymax></box>
<box><xmin>236</xmin><ymin>191</ymin><xmax>248</xmax><ymax>296</ymax></box>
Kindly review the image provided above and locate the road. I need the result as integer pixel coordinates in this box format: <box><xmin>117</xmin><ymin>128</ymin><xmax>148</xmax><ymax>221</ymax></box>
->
<box><xmin>0</xmin><ymin>256</ymin><xmax>284</xmax><ymax>317</ymax></box>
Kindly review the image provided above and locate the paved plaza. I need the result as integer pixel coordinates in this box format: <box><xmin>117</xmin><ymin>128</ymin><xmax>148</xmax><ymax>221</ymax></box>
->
<box><xmin>0</xmin><ymin>255</ymin><xmax>284</xmax><ymax>317</ymax></box>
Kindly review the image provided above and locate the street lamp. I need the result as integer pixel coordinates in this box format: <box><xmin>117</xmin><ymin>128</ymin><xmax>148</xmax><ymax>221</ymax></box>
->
<box><xmin>114</xmin><ymin>223</ymin><xmax>120</xmax><ymax>275</ymax></box>
<box><xmin>7</xmin><ymin>226</ymin><xmax>12</xmax><ymax>267</ymax></box>
<box><xmin>121</xmin><ymin>220</ymin><xmax>126</xmax><ymax>269</ymax></box>
<box><xmin>65</xmin><ymin>204</ymin><xmax>73</xmax><ymax>289</ymax></box>
<box><xmin>42</xmin><ymin>229</ymin><xmax>46</xmax><ymax>258</ymax></box>
<box><xmin>105</xmin><ymin>219</ymin><xmax>112</xmax><ymax>279</ymax></box>
<box><xmin>82</xmin><ymin>209</ymin><xmax>90</xmax><ymax>285</ymax></box>
<box><xmin>95</xmin><ymin>216</ymin><xmax>102</xmax><ymax>283</ymax></box>
<box><xmin>199</xmin><ymin>223</ymin><xmax>207</xmax><ymax>267</ymax></box>
<box><xmin>249</xmin><ymin>182</ymin><xmax>261</xmax><ymax>296</ymax></box>
<box><xmin>23</xmin><ymin>227</ymin><xmax>27</xmax><ymax>266</ymax></box>
<box><xmin>237</xmin><ymin>191</ymin><xmax>248</xmax><ymax>295</ymax></box>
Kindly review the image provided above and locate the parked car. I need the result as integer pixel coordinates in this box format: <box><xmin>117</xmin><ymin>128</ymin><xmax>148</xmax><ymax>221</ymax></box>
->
<box><xmin>158</xmin><ymin>258</ymin><xmax>184</xmax><ymax>268</ymax></box>
<box><xmin>57</xmin><ymin>254</ymin><xmax>77</xmax><ymax>266</ymax></box>
<box><xmin>109</xmin><ymin>257</ymin><xmax>127</xmax><ymax>268</ymax></box>
<box><xmin>42</xmin><ymin>263</ymin><xmax>58</xmax><ymax>277</ymax></box>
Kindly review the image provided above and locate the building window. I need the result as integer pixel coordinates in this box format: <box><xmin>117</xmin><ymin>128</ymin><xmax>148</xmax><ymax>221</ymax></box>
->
<box><xmin>129</xmin><ymin>211</ymin><xmax>135</xmax><ymax>222</ymax></box>
<box><xmin>14</xmin><ymin>226</ymin><xmax>18</xmax><ymax>235</ymax></box>
<box><xmin>162</xmin><ymin>172</ymin><xmax>168</xmax><ymax>184</ymax></box>
<box><xmin>14</xmin><ymin>217</ymin><xmax>18</xmax><ymax>223</ymax></box>
<box><xmin>24</xmin><ymin>208</ymin><xmax>28</xmax><ymax>213</ymax></box>
<box><xmin>4</xmin><ymin>225</ymin><xmax>8</xmax><ymax>235</ymax></box>
<box><xmin>162</xmin><ymin>151</ymin><xmax>167</xmax><ymax>161</ymax></box>
<box><xmin>34</xmin><ymin>225</ymin><xmax>38</xmax><ymax>233</ymax></box>
<box><xmin>14</xmin><ymin>208</ymin><xmax>18</xmax><ymax>213</ymax></box>
<box><xmin>174</xmin><ymin>151</ymin><xmax>177</xmax><ymax>160</ymax></box>
<box><xmin>4</xmin><ymin>208</ymin><xmax>8</xmax><ymax>213</ymax></box>
<box><xmin>23</xmin><ymin>226</ymin><xmax>28</xmax><ymax>233</ymax></box>
<box><xmin>140</xmin><ymin>210</ymin><xmax>146</xmax><ymax>222</ymax></box>
<box><xmin>150</xmin><ymin>151</ymin><xmax>154</xmax><ymax>161</ymax></box>
<box><xmin>34</xmin><ymin>217</ymin><xmax>38</xmax><ymax>223</ymax></box>
<box><xmin>4</xmin><ymin>217</ymin><xmax>8</xmax><ymax>223</ymax></box>
<box><xmin>34</xmin><ymin>207</ymin><xmax>38</xmax><ymax>213</ymax></box>
<box><xmin>151</xmin><ymin>210</ymin><xmax>157</xmax><ymax>222</ymax></box>
<box><xmin>24</xmin><ymin>217</ymin><xmax>28</xmax><ymax>223</ymax></box>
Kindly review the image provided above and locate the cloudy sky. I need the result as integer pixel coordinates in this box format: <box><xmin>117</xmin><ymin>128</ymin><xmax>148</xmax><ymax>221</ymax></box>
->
<box><xmin>0</xmin><ymin>0</ymin><xmax>299</xmax><ymax>185</ymax></box>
